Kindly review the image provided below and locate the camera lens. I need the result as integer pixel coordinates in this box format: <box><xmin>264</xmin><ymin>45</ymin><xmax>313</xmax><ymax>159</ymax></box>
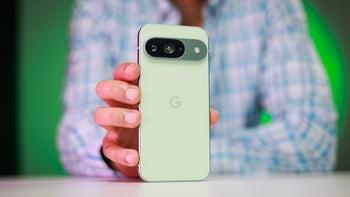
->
<box><xmin>145</xmin><ymin>38</ymin><xmax>184</xmax><ymax>58</ymax></box>
<box><xmin>163</xmin><ymin>43</ymin><xmax>175</xmax><ymax>54</ymax></box>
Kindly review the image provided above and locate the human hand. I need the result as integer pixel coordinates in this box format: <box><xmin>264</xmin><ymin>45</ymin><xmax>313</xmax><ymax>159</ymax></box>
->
<box><xmin>94</xmin><ymin>62</ymin><xmax>219</xmax><ymax>178</ymax></box>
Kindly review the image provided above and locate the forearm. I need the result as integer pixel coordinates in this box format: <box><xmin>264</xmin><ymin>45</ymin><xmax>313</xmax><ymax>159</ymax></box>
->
<box><xmin>57</xmin><ymin>102</ymin><xmax>119</xmax><ymax>177</ymax></box>
<box><xmin>210</xmin><ymin>109</ymin><xmax>337</xmax><ymax>174</ymax></box>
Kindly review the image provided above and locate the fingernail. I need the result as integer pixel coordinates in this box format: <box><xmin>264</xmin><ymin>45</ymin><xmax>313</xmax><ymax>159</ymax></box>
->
<box><xmin>125</xmin><ymin>64</ymin><xmax>136</xmax><ymax>76</ymax></box>
<box><xmin>125</xmin><ymin>154</ymin><xmax>134</xmax><ymax>164</ymax></box>
<box><xmin>125</xmin><ymin>112</ymin><xmax>137</xmax><ymax>124</ymax></box>
<box><xmin>125</xmin><ymin>88</ymin><xmax>138</xmax><ymax>101</ymax></box>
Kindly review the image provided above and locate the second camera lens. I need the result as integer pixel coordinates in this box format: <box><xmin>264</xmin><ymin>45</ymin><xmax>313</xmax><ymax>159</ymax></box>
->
<box><xmin>163</xmin><ymin>43</ymin><xmax>175</xmax><ymax>54</ymax></box>
<box><xmin>164</xmin><ymin>43</ymin><xmax>175</xmax><ymax>54</ymax></box>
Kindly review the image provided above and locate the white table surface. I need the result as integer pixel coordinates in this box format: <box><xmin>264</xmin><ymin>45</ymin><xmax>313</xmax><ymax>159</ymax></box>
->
<box><xmin>1</xmin><ymin>173</ymin><xmax>350</xmax><ymax>197</ymax></box>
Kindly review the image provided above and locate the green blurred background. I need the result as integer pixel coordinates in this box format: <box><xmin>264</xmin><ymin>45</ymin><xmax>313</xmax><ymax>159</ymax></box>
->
<box><xmin>8</xmin><ymin>0</ymin><xmax>350</xmax><ymax>175</ymax></box>
<box><xmin>16</xmin><ymin>0</ymin><xmax>72</xmax><ymax>175</ymax></box>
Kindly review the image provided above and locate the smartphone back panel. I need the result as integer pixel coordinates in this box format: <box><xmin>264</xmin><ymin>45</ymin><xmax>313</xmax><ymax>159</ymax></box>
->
<box><xmin>138</xmin><ymin>24</ymin><xmax>210</xmax><ymax>182</ymax></box>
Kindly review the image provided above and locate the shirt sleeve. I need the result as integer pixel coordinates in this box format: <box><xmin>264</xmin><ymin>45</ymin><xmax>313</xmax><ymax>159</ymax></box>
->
<box><xmin>210</xmin><ymin>0</ymin><xmax>337</xmax><ymax>174</ymax></box>
<box><xmin>57</xmin><ymin>0</ymin><xmax>119</xmax><ymax>177</ymax></box>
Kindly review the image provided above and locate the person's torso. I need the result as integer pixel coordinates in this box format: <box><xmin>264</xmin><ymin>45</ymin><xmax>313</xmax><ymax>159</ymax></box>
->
<box><xmin>103</xmin><ymin>0</ymin><xmax>269</xmax><ymax>135</ymax></box>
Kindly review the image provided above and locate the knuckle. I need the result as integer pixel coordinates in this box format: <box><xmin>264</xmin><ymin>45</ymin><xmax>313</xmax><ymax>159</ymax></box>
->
<box><xmin>103</xmin><ymin>145</ymin><xmax>114</xmax><ymax>159</ymax></box>
<box><xmin>93</xmin><ymin>107</ymin><xmax>104</xmax><ymax>124</ymax></box>
<box><xmin>95</xmin><ymin>81</ymin><xmax>106</xmax><ymax>97</ymax></box>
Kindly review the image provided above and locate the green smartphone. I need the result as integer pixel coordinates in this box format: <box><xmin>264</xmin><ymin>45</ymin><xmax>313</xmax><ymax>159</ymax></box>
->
<box><xmin>137</xmin><ymin>24</ymin><xmax>210</xmax><ymax>182</ymax></box>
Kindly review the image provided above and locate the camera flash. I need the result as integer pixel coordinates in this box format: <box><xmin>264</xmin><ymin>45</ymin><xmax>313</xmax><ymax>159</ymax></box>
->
<box><xmin>194</xmin><ymin>47</ymin><xmax>200</xmax><ymax>54</ymax></box>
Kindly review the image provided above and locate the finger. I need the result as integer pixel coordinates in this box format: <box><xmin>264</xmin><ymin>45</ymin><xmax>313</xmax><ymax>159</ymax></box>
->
<box><xmin>113</xmin><ymin>62</ymin><xmax>140</xmax><ymax>85</ymax></box>
<box><xmin>94</xmin><ymin>107</ymin><xmax>141</xmax><ymax>128</ymax></box>
<box><xmin>210</xmin><ymin>108</ymin><xmax>219</xmax><ymax>127</ymax></box>
<box><xmin>96</xmin><ymin>80</ymin><xmax>141</xmax><ymax>105</ymax></box>
<box><xmin>114</xmin><ymin>163</ymin><xmax>139</xmax><ymax>178</ymax></box>
<box><xmin>103</xmin><ymin>132</ymin><xmax>139</xmax><ymax>167</ymax></box>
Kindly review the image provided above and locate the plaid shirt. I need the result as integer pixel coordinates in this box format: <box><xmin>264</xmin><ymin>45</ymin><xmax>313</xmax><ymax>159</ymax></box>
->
<box><xmin>58</xmin><ymin>0</ymin><xmax>337</xmax><ymax>176</ymax></box>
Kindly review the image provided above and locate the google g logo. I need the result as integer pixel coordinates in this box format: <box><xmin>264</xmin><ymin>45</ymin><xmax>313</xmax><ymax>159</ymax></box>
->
<box><xmin>169</xmin><ymin>96</ymin><xmax>181</xmax><ymax>109</ymax></box>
